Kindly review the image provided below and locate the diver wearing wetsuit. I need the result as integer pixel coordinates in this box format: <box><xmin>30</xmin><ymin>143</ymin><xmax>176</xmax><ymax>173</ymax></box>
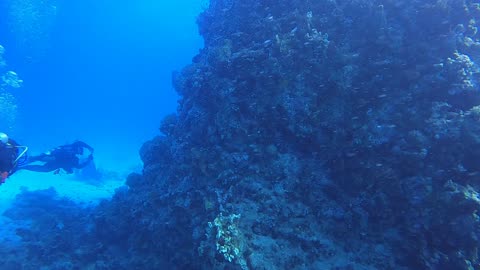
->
<box><xmin>22</xmin><ymin>140</ymin><xmax>94</xmax><ymax>174</ymax></box>
<box><xmin>0</xmin><ymin>132</ymin><xmax>28</xmax><ymax>183</ymax></box>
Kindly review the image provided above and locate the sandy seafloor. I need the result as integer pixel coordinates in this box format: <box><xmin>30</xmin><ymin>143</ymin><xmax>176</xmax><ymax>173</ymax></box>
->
<box><xmin>0</xmin><ymin>152</ymin><xmax>131</xmax><ymax>248</ymax></box>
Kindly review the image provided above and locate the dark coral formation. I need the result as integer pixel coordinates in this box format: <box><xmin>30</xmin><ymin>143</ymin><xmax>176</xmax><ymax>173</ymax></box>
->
<box><xmin>0</xmin><ymin>188</ymin><xmax>95</xmax><ymax>270</ymax></box>
<box><xmin>2</xmin><ymin>0</ymin><xmax>480</xmax><ymax>269</ymax></box>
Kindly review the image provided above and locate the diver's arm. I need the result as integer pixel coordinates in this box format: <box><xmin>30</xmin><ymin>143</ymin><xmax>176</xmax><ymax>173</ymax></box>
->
<box><xmin>76</xmin><ymin>161</ymin><xmax>90</xmax><ymax>169</ymax></box>
<box><xmin>74</xmin><ymin>141</ymin><xmax>94</xmax><ymax>153</ymax></box>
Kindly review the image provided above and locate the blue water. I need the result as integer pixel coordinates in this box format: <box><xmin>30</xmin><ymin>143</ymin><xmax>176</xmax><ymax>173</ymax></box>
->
<box><xmin>0</xmin><ymin>0</ymin><xmax>204</xmax><ymax>170</ymax></box>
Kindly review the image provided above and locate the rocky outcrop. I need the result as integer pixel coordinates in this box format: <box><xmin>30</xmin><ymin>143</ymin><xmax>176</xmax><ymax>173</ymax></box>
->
<box><xmin>4</xmin><ymin>0</ymin><xmax>480</xmax><ymax>269</ymax></box>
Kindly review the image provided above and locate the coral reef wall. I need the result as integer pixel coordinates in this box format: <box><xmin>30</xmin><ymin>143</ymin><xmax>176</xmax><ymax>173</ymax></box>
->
<box><xmin>4</xmin><ymin>0</ymin><xmax>480</xmax><ymax>269</ymax></box>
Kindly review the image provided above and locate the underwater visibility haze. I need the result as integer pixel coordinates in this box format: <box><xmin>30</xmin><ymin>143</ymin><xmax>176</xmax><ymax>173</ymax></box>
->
<box><xmin>0</xmin><ymin>0</ymin><xmax>480</xmax><ymax>269</ymax></box>
<box><xmin>1</xmin><ymin>0</ymin><xmax>205</xmax><ymax>170</ymax></box>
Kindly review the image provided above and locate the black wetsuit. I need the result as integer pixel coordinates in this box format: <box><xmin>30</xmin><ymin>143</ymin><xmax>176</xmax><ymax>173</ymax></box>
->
<box><xmin>22</xmin><ymin>141</ymin><xmax>94</xmax><ymax>174</ymax></box>
<box><xmin>0</xmin><ymin>139</ymin><xmax>21</xmax><ymax>175</ymax></box>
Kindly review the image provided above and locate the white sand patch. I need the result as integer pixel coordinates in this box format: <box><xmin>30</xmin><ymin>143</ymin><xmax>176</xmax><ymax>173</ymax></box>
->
<box><xmin>0</xmin><ymin>169</ymin><xmax>127</xmax><ymax>248</ymax></box>
<box><xmin>0</xmin><ymin>158</ymin><xmax>136</xmax><ymax>248</ymax></box>
<box><xmin>0</xmin><ymin>170</ymin><xmax>126</xmax><ymax>214</ymax></box>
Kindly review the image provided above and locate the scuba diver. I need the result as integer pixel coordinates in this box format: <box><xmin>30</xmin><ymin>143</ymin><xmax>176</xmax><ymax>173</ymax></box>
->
<box><xmin>21</xmin><ymin>140</ymin><xmax>94</xmax><ymax>174</ymax></box>
<box><xmin>0</xmin><ymin>132</ymin><xmax>28</xmax><ymax>183</ymax></box>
